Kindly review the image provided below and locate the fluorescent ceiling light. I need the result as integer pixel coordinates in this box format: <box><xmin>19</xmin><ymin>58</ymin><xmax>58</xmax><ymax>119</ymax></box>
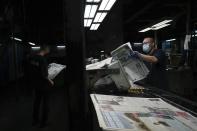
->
<box><xmin>133</xmin><ymin>43</ymin><xmax>142</xmax><ymax>45</ymax></box>
<box><xmin>57</xmin><ymin>46</ymin><xmax>66</xmax><ymax>48</ymax></box>
<box><xmin>105</xmin><ymin>0</ymin><xmax>116</xmax><ymax>10</ymax></box>
<box><xmin>94</xmin><ymin>0</ymin><xmax>101</xmax><ymax>2</ymax></box>
<box><xmin>139</xmin><ymin>19</ymin><xmax>173</xmax><ymax>32</ymax></box>
<box><xmin>84</xmin><ymin>5</ymin><xmax>98</xmax><ymax>18</ymax></box>
<box><xmin>94</xmin><ymin>13</ymin><xmax>102</xmax><ymax>22</ymax></box>
<box><xmin>101</xmin><ymin>51</ymin><xmax>104</xmax><ymax>52</ymax></box>
<box><xmin>152</xmin><ymin>24</ymin><xmax>171</xmax><ymax>30</ymax></box>
<box><xmin>89</xmin><ymin>5</ymin><xmax>98</xmax><ymax>18</ymax></box>
<box><xmin>152</xmin><ymin>20</ymin><xmax>172</xmax><ymax>28</ymax></box>
<box><xmin>139</xmin><ymin>28</ymin><xmax>152</xmax><ymax>32</ymax></box>
<box><xmin>90</xmin><ymin>24</ymin><xmax>100</xmax><ymax>30</ymax></box>
<box><xmin>166</xmin><ymin>38</ymin><xmax>176</xmax><ymax>42</ymax></box>
<box><xmin>31</xmin><ymin>47</ymin><xmax>40</xmax><ymax>50</ymax></box>
<box><xmin>99</xmin><ymin>0</ymin><xmax>116</xmax><ymax>11</ymax></box>
<box><xmin>86</xmin><ymin>19</ymin><xmax>92</xmax><ymax>27</ymax></box>
<box><xmin>98</xmin><ymin>12</ymin><xmax>107</xmax><ymax>22</ymax></box>
<box><xmin>11</xmin><ymin>37</ymin><xmax>22</xmax><ymax>42</ymax></box>
<box><xmin>84</xmin><ymin>19</ymin><xmax>88</xmax><ymax>27</ymax></box>
<box><xmin>87</xmin><ymin>0</ymin><xmax>101</xmax><ymax>2</ymax></box>
<box><xmin>90</xmin><ymin>24</ymin><xmax>96</xmax><ymax>30</ymax></box>
<box><xmin>94</xmin><ymin>24</ymin><xmax>100</xmax><ymax>30</ymax></box>
<box><xmin>84</xmin><ymin>5</ymin><xmax>91</xmax><ymax>18</ymax></box>
<box><xmin>99</xmin><ymin>0</ymin><xmax>109</xmax><ymax>10</ymax></box>
<box><xmin>29</xmin><ymin>42</ymin><xmax>35</xmax><ymax>46</ymax></box>
<box><xmin>94</xmin><ymin>12</ymin><xmax>107</xmax><ymax>22</ymax></box>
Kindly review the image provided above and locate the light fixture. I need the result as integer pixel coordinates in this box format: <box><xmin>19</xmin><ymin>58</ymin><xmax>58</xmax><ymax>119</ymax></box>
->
<box><xmin>139</xmin><ymin>28</ymin><xmax>152</xmax><ymax>32</ymax></box>
<box><xmin>166</xmin><ymin>38</ymin><xmax>176</xmax><ymax>42</ymax></box>
<box><xmin>90</xmin><ymin>24</ymin><xmax>96</xmax><ymax>30</ymax></box>
<box><xmin>105</xmin><ymin>0</ymin><xmax>116</xmax><ymax>10</ymax></box>
<box><xmin>84</xmin><ymin>19</ymin><xmax>93</xmax><ymax>27</ymax></box>
<box><xmin>87</xmin><ymin>19</ymin><xmax>93</xmax><ymax>27</ymax></box>
<box><xmin>84</xmin><ymin>19</ymin><xmax>88</xmax><ymax>27</ymax></box>
<box><xmin>90</xmin><ymin>5</ymin><xmax>98</xmax><ymax>18</ymax></box>
<box><xmin>94</xmin><ymin>13</ymin><xmax>102</xmax><ymax>22</ymax></box>
<box><xmin>57</xmin><ymin>45</ymin><xmax>66</xmax><ymax>49</ymax></box>
<box><xmin>99</xmin><ymin>0</ymin><xmax>116</xmax><ymax>11</ymax></box>
<box><xmin>31</xmin><ymin>46</ymin><xmax>40</xmax><ymax>50</ymax></box>
<box><xmin>86</xmin><ymin>0</ymin><xmax>101</xmax><ymax>3</ymax></box>
<box><xmin>94</xmin><ymin>12</ymin><xmax>107</xmax><ymax>22</ymax></box>
<box><xmin>152</xmin><ymin>24</ymin><xmax>171</xmax><ymax>30</ymax></box>
<box><xmin>94</xmin><ymin>0</ymin><xmax>101</xmax><ymax>2</ymax></box>
<box><xmin>94</xmin><ymin>24</ymin><xmax>100</xmax><ymax>30</ymax></box>
<box><xmin>84</xmin><ymin>5</ymin><xmax>91</xmax><ymax>18</ymax></box>
<box><xmin>84</xmin><ymin>5</ymin><xmax>98</xmax><ymax>18</ymax></box>
<box><xmin>133</xmin><ymin>43</ymin><xmax>142</xmax><ymax>45</ymax></box>
<box><xmin>90</xmin><ymin>23</ymin><xmax>100</xmax><ymax>30</ymax></box>
<box><xmin>139</xmin><ymin>19</ymin><xmax>173</xmax><ymax>32</ymax></box>
<box><xmin>152</xmin><ymin>20</ymin><xmax>172</xmax><ymax>28</ymax></box>
<box><xmin>29</xmin><ymin>42</ymin><xmax>35</xmax><ymax>46</ymax></box>
<box><xmin>11</xmin><ymin>37</ymin><xmax>22</xmax><ymax>42</ymax></box>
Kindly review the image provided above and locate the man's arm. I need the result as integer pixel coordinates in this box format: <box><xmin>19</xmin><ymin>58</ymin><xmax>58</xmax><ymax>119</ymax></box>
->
<box><xmin>139</xmin><ymin>53</ymin><xmax>158</xmax><ymax>63</ymax></box>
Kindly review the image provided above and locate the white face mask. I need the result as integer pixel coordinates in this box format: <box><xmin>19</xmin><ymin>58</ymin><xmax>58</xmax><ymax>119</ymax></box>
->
<box><xmin>142</xmin><ymin>44</ymin><xmax>151</xmax><ymax>54</ymax></box>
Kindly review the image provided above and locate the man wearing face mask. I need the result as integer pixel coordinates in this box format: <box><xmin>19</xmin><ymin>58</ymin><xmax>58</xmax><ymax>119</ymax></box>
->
<box><xmin>135</xmin><ymin>37</ymin><xmax>168</xmax><ymax>90</ymax></box>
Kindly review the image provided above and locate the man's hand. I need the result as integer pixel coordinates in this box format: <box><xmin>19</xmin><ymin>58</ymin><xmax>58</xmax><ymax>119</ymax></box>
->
<box><xmin>130</xmin><ymin>51</ymin><xmax>141</xmax><ymax>59</ymax></box>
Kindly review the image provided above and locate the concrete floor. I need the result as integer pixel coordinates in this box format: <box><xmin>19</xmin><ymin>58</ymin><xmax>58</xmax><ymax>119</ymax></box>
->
<box><xmin>0</xmin><ymin>86</ymin><xmax>69</xmax><ymax>131</ymax></box>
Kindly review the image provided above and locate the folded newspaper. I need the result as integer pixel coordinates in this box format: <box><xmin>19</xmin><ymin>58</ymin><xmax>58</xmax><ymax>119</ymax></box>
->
<box><xmin>48</xmin><ymin>63</ymin><xmax>66</xmax><ymax>80</ymax></box>
<box><xmin>91</xmin><ymin>94</ymin><xmax>197</xmax><ymax>131</ymax></box>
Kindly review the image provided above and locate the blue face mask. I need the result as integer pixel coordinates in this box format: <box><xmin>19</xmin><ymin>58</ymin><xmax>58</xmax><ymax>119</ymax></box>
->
<box><xmin>142</xmin><ymin>44</ymin><xmax>151</xmax><ymax>54</ymax></box>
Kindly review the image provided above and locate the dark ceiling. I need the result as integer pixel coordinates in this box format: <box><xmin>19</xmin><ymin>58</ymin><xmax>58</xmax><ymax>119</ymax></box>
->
<box><xmin>0</xmin><ymin>0</ymin><xmax>197</xmax><ymax>49</ymax></box>
<box><xmin>0</xmin><ymin>0</ymin><xmax>64</xmax><ymax>45</ymax></box>
<box><xmin>123</xmin><ymin>0</ymin><xmax>197</xmax><ymax>42</ymax></box>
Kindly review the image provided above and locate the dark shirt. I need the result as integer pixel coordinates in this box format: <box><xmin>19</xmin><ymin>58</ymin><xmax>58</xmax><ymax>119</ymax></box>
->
<box><xmin>145</xmin><ymin>49</ymin><xmax>168</xmax><ymax>90</ymax></box>
<box><xmin>27</xmin><ymin>55</ymin><xmax>49</xmax><ymax>89</ymax></box>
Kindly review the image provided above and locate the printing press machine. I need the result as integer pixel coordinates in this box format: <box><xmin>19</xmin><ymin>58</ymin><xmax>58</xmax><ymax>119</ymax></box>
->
<box><xmin>86</xmin><ymin>43</ymin><xmax>197</xmax><ymax>131</ymax></box>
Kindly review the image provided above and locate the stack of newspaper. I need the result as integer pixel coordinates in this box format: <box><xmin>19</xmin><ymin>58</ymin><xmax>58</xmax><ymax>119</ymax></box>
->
<box><xmin>91</xmin><ymin>94</ymin><xmax>197</xmax><ymax>131</ymax></box>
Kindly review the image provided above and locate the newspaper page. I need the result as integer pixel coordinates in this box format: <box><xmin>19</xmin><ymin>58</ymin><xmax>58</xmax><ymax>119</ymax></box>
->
<box><xmin>86</xmin><ymin>57</ymin><xmax>112</xmax><ymax>70</ymax></box>
<box><xmin>111</xmin><ymin>43</ymin><xmax>149</xmax><ymax>82</ymax></box>
<box><xmin>48</xmin><ymin>63</ymin><xmax>66</xmax><ymax>79</ymax></box>
<box><xmin>91</xmin><ymin>94</ymin><xmax>197</xmax><ymax>131</ymax></box>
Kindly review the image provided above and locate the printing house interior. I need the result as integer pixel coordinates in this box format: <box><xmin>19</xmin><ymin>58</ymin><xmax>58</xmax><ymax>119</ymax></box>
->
<box><xmin>0</xmin><ymin>0</ymin><xmax>197</xmax><ymax>131</ymax></box>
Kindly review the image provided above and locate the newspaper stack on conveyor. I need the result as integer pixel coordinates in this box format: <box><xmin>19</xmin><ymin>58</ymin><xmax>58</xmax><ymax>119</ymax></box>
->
<box><xmin>48</xmin><ymin>63</ymin><xmax>66</xmax><ymax>80</ymax></box>
<box><xmin>91</xmin><ymin>94</ymin><xmax>197</xmax><ymax>131</ymax></box>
